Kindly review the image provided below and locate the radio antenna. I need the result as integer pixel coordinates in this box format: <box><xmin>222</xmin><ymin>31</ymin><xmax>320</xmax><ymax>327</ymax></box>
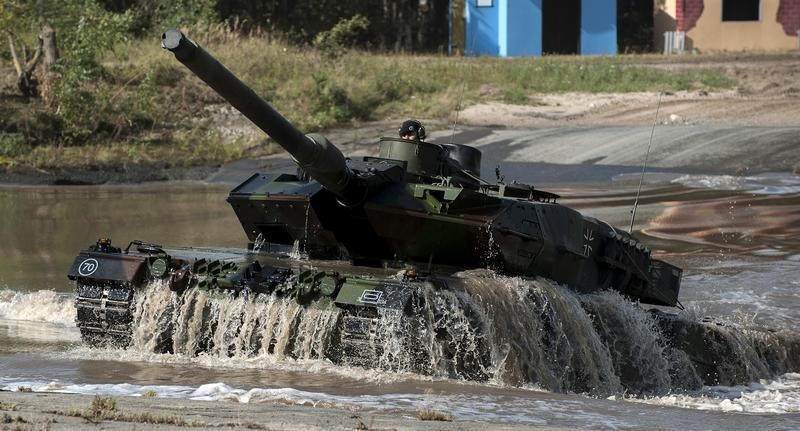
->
<box><xmin>629</xmin><ymin>92</ymin><xmax>662</xmax><ymax>233</ymax></box>
<box><xmin>449</xmin><ymin>24</ymin><xmax>477</xmax><ymax>145</ymax></box>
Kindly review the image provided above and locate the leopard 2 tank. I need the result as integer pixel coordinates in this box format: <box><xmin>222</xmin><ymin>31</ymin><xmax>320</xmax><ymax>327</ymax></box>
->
<box><xmin>68</xmin><ymin>30</ymin><xmax>684</xmax><ymax>382</ymax></box>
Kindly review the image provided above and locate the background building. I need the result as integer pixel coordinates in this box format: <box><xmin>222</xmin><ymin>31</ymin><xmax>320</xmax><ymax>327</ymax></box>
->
<box><xmin>462</xmin><ymin>0</ymin><xmax>618</xmax><ymax>56</ymax></box>
<box><xmin>654</xmin><ymin>0</ymin><xmax>800</xmax><ymax>52</ymax></box>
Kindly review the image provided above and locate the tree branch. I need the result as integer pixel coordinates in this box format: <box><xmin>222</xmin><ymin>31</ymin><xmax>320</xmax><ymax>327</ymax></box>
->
<box><xmin>6</xmin><ymin>31</ymin><xmax>23</xmax><ymax>76</ymax></box>
<box><xmin>23</xmin><ymin>33</ymin><xmax>42</xmax><ymax>74</ymax></box>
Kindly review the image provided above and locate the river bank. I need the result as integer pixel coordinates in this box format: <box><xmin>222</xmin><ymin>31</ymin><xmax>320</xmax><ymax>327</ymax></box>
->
<box><xmin>3</xmin><ymin>122</ymin><xmax>798</xmax><ymax>187</ymax></box>
<box><xmin>3</xmin><ymin>94</ymin><xmax>799</xmax><ymax>186</ymax></box>
<box><xmin>0</xmin><ymin>390</ymin><xmax>567</xmax><ymax>431</ymax></box>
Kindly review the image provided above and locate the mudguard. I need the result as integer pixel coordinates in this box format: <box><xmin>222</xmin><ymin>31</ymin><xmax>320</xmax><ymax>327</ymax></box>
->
<box><xmin>68</xmin><ymin>252</ymin><xmax>148</xmax><ymax>284</ymax></box>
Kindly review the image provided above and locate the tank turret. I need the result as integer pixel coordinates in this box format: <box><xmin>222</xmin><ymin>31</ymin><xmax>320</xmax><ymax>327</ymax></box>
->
<box><xmin>161</xmin><ymin>30</ymin><xmax>681</xmax><ymax>307</ymax></box>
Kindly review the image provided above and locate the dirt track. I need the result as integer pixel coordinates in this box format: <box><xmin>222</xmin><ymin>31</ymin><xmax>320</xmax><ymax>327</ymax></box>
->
<box><xmin>202</xmin><ymin>52</ymin><xmax>800</xmax><ymax>151</ymax></box>
<box><xmin>461</xmin><ymin>53</ymin><xmax>800</xmax><ymax>128</ymax></box>
<box><xmin>308</xmin><ymin>53</ymin><xmax>800</xmax><ymax>182</ymax></box>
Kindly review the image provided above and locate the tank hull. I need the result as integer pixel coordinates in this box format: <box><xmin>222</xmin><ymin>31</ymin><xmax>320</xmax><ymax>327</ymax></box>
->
<box><xmin>69</xmin><ymin>244</ymin><xmax>493</xmax><ymax>379</ymax></box>
<box><xmin>68</xmin><ymin>243</ymin><xmax>798</xmax><ymax>389</ymax></box>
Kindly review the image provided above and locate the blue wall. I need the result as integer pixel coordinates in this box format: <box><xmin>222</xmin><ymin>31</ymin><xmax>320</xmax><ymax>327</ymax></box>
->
<box><xmin>465</xmin><ymin>1</ymin><xmax>500</xmax><ymax>56</ymax></box>
<box><xmin>504</xmin><ymin>0</ymin><xmax>542</xmax><ymax>56</ymax></box>
<box><xmin>464</xmin><ymin>0</ymin><xmax>616</xmax><ymax>57</ymax></box>
<box><xmin>580</xmin><ymin>0</ymin><xmax>617</xmax><ymax>55</ymax></box>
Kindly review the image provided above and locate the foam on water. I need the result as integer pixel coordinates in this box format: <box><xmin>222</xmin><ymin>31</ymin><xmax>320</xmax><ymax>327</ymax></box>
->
<box><xmin>2</xmin><ymin>373</ymin><xmax>799</xmax><ymax>424</ymax></box>
<box><xmin>0</xmin><ymin>377</ymin><xmax>555</xmax><ymax>424</ymax></box>
<box><xmin>624</xmin><ymin>373</ymin><xmax>800</xmax><ymax>413</ymax></box>
<box><xmin>0</xmin><ymin>289</ymin><xmax>75</xmax><ymax>326</ymax></box>
<box><xmin>671</xmin><ymin>173</ymin><xmax>800</xmax><ymax>195</ymax></box>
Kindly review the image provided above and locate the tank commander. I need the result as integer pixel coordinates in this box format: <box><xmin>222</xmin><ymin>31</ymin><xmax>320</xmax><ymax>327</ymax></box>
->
<box><xmin>399</xmin><ymin>119</ymin><xmax>426</xmax><ymax>141</ymax></box>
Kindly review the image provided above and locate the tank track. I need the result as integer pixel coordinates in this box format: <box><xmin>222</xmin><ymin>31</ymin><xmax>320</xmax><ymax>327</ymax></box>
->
<box><xmin>75</xmin><ymin>279</ymin><xmax>135</xmax><ymax>347</ymax></box>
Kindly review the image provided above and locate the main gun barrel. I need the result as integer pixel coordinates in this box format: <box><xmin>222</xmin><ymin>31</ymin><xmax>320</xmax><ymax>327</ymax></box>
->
<box><xmin>161</xmin><ymin>30</ymin><xmax>365</xmax><ymax>205</ymax></box>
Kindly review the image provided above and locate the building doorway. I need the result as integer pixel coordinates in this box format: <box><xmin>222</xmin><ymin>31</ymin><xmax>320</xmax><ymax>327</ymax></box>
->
<box><xmin>542</xmin><ymin>0</ymin><xmax>581</xmax><ymax>54</ymax></box>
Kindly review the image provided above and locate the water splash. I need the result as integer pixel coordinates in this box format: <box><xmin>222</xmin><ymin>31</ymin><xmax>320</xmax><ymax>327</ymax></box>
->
<box><xmin>118</xmin><ymin>273</ymin><xmax>800</xmax><ymax>396</ymax></box>
<box><xmin>457</xmin><ymin>273</ymin><xmax>621</xmax><ymax>394</ymax></box>
<box><xmin>132</xmin><ymin>286</ymin><xmax>340</xmax><ymax>362</ymax></box>
<box><xmin>0</xmin><ymin>289</ymin><xmax>76</xmax><ymax>326</ymax></box>
<box><xmin>289</xmin><ymin>240</ymin><xmax>309</xmax><ymax>260</ymax></box>
<box><xmin>301</xmin><ymin>201</ymin><xmax>311</xmax><ymax>256</ymax></box>
<box><xmin>130</xmin><ymin>280</ymin><xmax>175</xmax><ymax>353</ymax></box>
<box><xmin>252</xmin><ymin>233</ymin><xmax>267</xmax><ymax>252</ymax></box>
<box><xmin>581</xmin><ymin>290</ymin><xmax>698</xmax><ymax>393</ymax></box>
<box><xmin>361</xmin><ymin>286</ymin><xmax>493</xmax><ymax>381</ymax></box>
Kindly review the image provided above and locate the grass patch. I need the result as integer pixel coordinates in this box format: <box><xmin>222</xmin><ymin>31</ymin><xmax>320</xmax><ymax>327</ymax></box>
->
<box><xmin>232</xmin><ymin>423</ymin><xmax>269</xmax><ymax>430</ymax></box>
<box><xmin>0</xmin><ymin>402</ymin><xmax>19</xmax><ymax>411</ymax></box>
<box><xmin>1</xmin><ymin>413</ymin><xmax>28</xmax><ymax>424</ymax></box>
<box><xmin>416</xmin><ymin>408</ymin><xmax>454</xmax><ymax>422</ymax></box>
<box><xmin>141</xmin><ymin>390</ymin><xmax>157</xmax><ymax>398</ymax></box>
<box><xmin>91</xmin><ymin>395</ymin><xmax>117</xmax><ymax>414</ymax></box>
<box><xmin>15</xmin><ymin>128</ymin><xmax>253</xmax><ymax>171</ymax></box>
<box><xmin>54</xmin><ymin>395</ymin><xmax>198</xmax><ymax>426</ymax></box>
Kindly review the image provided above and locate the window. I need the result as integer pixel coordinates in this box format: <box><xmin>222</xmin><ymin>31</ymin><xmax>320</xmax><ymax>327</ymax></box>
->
<box><xmin>476</xmin><ymin>0</ymin><xmax>493</xmax><ymax>7</ymax></box>
<box><xmin>722</xmin><ymin>0</ymin><xmax>760</xmax><ymax>21</ymax></box>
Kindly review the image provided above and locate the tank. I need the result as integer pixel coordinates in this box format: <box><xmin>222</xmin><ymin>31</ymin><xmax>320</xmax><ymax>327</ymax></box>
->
<box><xmin>67</xmin><ymin>30</ymin><xmax>685</xmax><ymax>380</ymax></box>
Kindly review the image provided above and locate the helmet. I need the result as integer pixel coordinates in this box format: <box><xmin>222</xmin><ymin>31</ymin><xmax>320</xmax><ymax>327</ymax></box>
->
<box><xmin>398</xmin><ymin>119</ymin><xmax>426</xmax><ymax>141</ymax></box>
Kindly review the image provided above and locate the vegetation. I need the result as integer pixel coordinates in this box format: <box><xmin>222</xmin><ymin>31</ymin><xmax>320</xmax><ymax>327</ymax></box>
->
<box><xmin>1</xmin><ymin>413</ymin><xmax>28</xmax><ymax>424</ymax></box>
<box><xmin>90</xmin><ymin>395</ymin><xmax>117</xmax><ymax>414</ymax></box>
<box><xmin>0</xmin><ymin>401</ymin><xmax>18</xmax><ymax>411</ymax></box>
<box><xmin>56</xmin><ymin>395</ymin><xmax>196</xmax><ymax>426</ymax></box>
<box><xmin>416</xmin><ymin>408</ymin><xmax>454</xmax><ymax>421</ymax></box>
<box><xmin>0</xmin><ymin>1</ymin><xmax>736</xmax><ymax>175</ymax></box>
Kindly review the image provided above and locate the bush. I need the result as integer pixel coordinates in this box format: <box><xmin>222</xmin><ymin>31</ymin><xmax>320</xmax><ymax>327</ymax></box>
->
<box><xmin>103</xmin><ymin>0</ymin><xmax>217</xmax><ymax>35</ymax></box>
<box><xmin>90</xmin><ymin>396</ymin><xmax>117</xmax><ymax>415</ymax></box>
<box><xmin>0</xmin><ymin>133</ymin><xmax>30</xmax><ymax>157</ymax></box>
<box><xmin>313</xmin><ymin>14</ymin><xmax>370</xmax><ymax>59</ymax></box>
<box><xmin>311</xmin><ymin>69</ymin><xmax>354</xmax><ymax>124</ymax></box>
<box><xmin>54</xmin><ymin>2</ymin><xmax>134</xmax><ymax>143</ymax></box>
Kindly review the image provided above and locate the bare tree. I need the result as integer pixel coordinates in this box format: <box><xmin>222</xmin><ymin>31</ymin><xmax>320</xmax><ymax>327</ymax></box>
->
<box><xmin>5</xmin><ymin>23</ymin><xmax>58</xmax><ymax>99</ymax></box>
<box><xmin>7</xmin><ymin>29</ymin><xmax>41</xmax><ymax>96</ymax></box>
<box><xmin>36</xmin><ymin>23</ymin><xmax>59</xmax><ymax>103</ymax></box>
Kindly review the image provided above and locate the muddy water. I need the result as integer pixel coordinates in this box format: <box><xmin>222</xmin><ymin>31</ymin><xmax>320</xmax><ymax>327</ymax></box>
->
<box><xmin>1</xmin><ymin>175</ymin><xmax>799</xmax><ymax>429</ymax></box>
<box><xmin>0</xmin><ymin>183</ymin><xmax>244</xmax><ymax>292</ymax></box>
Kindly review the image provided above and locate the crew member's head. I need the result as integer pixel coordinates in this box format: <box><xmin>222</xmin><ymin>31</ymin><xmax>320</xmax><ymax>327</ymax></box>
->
<box><xmin>399</xmin><ymin>119</ymin><xmax>426</xmax><ymax>141</ymax></box>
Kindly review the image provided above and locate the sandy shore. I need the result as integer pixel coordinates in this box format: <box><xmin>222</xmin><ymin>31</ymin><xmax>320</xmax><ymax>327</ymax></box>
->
<box><xmin>0</xmin><ymin>391</ymin><xmax>569</xmax><ymax>431</ymax></box>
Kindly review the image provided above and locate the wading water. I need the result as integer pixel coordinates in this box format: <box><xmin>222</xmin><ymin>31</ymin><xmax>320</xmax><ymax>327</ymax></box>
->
<box><xmin>1</xmin><ymin>179</ymin><xmax>799</xmax><ymax>429</ymax></box>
